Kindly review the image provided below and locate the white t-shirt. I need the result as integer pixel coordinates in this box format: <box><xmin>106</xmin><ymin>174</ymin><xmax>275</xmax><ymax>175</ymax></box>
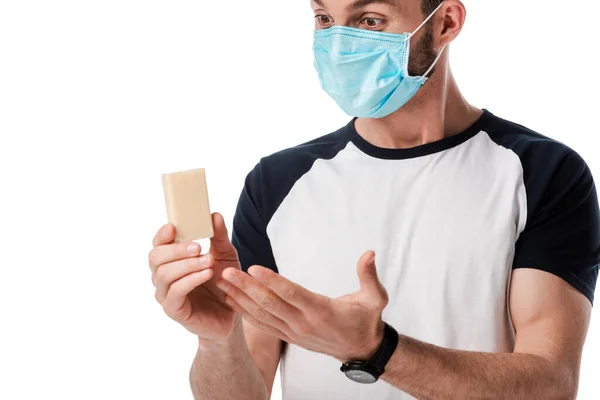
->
<box><xmin>231</xmin><ymin>109</ymin><xmax>600</xmax><ymax>400</ymax></box>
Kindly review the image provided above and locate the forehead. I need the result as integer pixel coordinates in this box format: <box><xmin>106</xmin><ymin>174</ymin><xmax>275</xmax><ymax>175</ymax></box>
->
<box><xmin>311</xmin><ymin>0</ymin><xmax>403</xmax><ymax>11</ymax></box>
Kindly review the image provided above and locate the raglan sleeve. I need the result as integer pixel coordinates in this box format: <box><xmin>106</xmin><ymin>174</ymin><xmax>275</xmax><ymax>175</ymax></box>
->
<box><xmin>513</xmin><ymin>150</ymin><xmax>600</xmax><ymax>304</ymax></box>
<box><xmin>231</xmin><ymin>161</ymin><xmax>279</xmax><ymax>274</ymax></box>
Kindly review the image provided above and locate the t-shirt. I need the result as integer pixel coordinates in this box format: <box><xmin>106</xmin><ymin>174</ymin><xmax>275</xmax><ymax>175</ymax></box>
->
<box><xmin>230</xmin><ymin>109</ymin><xmax>600</xmax><ymax>400</ymax></box>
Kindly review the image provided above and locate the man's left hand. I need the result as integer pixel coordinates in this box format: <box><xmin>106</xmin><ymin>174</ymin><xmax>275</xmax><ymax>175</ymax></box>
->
<box><xmin>215</xmin><ymin>250</ymin><xmax>388</xmax><ymax>362</ymax></box>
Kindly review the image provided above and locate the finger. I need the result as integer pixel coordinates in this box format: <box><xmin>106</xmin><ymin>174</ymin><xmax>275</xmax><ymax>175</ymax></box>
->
<box><xmin>357</xmin><ymin>250</ymin><xmax>381</xmax><ymax>293</ymax></box>
<box><xmin>217</xmin><ymin>272</ymin><xmax>292</xmax><ymax>333</ymax></box>
<box><xmin>225</xmin><ymin>295</ymin><xmax>292</xmax><ymax>343</ymax></box>
<box><xmin>356</xmin><ymin>250</ymin><xmax>388</xmax><ymax>307</ymax></box>
<box><xmin>221</xmin><ymin>268</ymin><xmax>301</xmax><ymax>322</ymax></box>
<box><xmin>161</xmin><ymin>269</ymin><xmax>214</xmax><ymax>311</ymax></box>
<box><xmin>246</xmin><ymin>265</ymin><xmax>323</xmax><ymax>310</ymax></box>
<box><xmin>148</xmin><ymin>240</ymin><xmax>202</xmax><ymax>272</ymax></box>
<box><xmin>152</xmin><ymin>224</ymin><xmax>176</xmax><ymax>247</ymax></box>
<box><xmin>209</xmin><ymin>213</ymin><xmax>238</xmax><ymax>258</ymax></box>
<box><xmin>154</xmin><ymin>254</ymin><xmax>214</xmax><ymax>300</ymax></box>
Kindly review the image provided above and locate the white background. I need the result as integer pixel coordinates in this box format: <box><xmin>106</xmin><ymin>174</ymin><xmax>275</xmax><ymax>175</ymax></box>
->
<box><xmin>1</xmin><ymin>0</ymin><xmax>598</xmax><ymax>399</ymax></box>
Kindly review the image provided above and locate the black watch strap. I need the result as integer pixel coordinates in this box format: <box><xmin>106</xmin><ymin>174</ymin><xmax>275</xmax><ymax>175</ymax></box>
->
<box><xmin>368</xmin><ymin>322</ymin><xmax>399</xmax><ymax>373</ymax></box>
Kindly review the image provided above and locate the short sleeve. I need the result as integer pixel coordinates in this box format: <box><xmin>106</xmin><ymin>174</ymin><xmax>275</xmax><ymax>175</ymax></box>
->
<box><xmin>513</xmin><ymin>152</ymin><xmax>600</xmax><ymax>304</ymax></box>
<box><xmin>231</xmin><ymin>162</ymin><xmax>279</xmax><ymax>274</ymax></box>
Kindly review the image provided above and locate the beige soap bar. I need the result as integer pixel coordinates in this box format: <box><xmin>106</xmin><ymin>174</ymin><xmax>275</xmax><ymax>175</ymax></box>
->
<box><xmin>162</xmin><ymin>168</ymin><xmax>214</xmax><ymax>242</ymax></box>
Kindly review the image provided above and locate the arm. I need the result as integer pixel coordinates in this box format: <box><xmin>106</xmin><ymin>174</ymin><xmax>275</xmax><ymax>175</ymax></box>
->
<box><xmin>190</xmin><ymin>316</ymin><xmax>282</xmax><ymax>400</ymax></box>
<box><xmin>377</xmin><ymin>149</ymin><xmax>599</xmax><ymax>398</ymax></box>
<box><xmin>379</xmin><ymin>268</ymin><xmax>592</xmax><ymax>400</ymax></box>
<box><xmin>190</xmin><ymin>159</ymin><xmax>284</xmax><ymax>400</ymax></box>
<box><xmin>217</xmin><ymin>249</ymin><xmax>596</xmax><ymax>399</ymax></box>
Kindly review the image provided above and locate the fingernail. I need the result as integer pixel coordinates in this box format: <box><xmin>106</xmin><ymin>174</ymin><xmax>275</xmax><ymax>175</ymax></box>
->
<box><xmin>187</xmin><ymin>243</ymin><xmax>199</xmax><ymax>254</ymax></box>
<box><xmin>223</xmin><ymin>271</ymin><xmax>239</xmax><ymax>285</ymax></box>
<box><xmin>197</xmin><ymin>269</ymin><xmax>212</xmax><ymax>278</ymax></box>
<box><xmin>248</xmin><ymin>265</ymin><xmax>261</xmax><ymax>277</ymax></box>
<box><xmin>198</xmin><ymin>254</ymin><xmax>211</xmax><ymax>266</ymax></box>
<box><xmin>216</xmin><ymin>280</ymin><xmax>230</xmax><ymax>292</ymax></box>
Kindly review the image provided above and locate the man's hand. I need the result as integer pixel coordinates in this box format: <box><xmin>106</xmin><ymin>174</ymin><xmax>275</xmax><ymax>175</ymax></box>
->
<box><xmin>148</xmin><ymin>212</ymin><xmax>242</xmax><ymax>342</ymax></box>
<box><xmin>215</xmin><ymin>250</ymin><xmax>387</xmax><ymax>362</ymax></box>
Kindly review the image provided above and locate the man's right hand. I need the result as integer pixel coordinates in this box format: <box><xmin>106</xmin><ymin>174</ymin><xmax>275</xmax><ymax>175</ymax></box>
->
<box><xmin>148</xmin><ymin>212</ymin><xmax>241</xmax><ymax>341</ymax></box>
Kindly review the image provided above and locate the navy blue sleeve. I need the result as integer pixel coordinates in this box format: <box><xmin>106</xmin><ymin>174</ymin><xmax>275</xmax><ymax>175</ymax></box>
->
<box><xmin>513</xmin><ymin>150</ymin><xmax>600</xmax><ymax>304</ymax></box>
<box><xmin>231</xmin><ymin>161</ymin><xmax>279</xmax><ymax>274</ymax></box>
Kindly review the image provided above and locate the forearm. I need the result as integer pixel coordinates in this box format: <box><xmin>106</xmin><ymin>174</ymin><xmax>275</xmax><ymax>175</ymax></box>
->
<box><xmin>381</xmin><ymin>334</ymin><xmax>575</xmax><ymax>400</ymax></box>
<box><xmin>190</xmin><ymin>317</ymin><xmax>268</xmax><ymax>400</ymax></box>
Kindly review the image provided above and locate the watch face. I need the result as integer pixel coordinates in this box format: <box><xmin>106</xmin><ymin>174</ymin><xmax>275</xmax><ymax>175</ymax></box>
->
<box><xmin>344</xmin><ymin>369</ymin><xmax>377</xmax><ymax>384</ymax></box>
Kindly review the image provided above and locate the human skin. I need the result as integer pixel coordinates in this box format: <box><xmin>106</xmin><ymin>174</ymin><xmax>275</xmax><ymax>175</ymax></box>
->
<box><xmin>149</xmin><ymin>0</ymin><xmax>593</xmax><ymax>398</ymax></box>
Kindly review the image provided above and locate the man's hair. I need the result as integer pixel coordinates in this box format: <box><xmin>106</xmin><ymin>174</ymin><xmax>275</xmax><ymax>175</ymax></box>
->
<box><xmin>421</xmin><ymin>0</ymin><xmax>443</xmax><ymax>15</ymax></box>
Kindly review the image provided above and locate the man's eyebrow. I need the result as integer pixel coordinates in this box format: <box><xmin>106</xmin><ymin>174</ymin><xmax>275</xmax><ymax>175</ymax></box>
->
<box><xmin>311</xmin><ymin>0</ymin><xmax>396</xmax><ymax>11</ymax></box>
<box><xmin>348</xmin><ymin>0</ymin><xmax>396</xmax><ymax>11</ymax></box>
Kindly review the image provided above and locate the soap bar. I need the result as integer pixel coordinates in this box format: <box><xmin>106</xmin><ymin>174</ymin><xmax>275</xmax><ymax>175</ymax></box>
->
<box><xmin>162</xmin><ymin>168</ymin><xmax>214</xmax><ymax>242</ymax></box>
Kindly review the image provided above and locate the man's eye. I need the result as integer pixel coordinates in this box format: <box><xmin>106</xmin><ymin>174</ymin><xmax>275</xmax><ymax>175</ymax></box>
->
<box><xmin>360</xmin><ymin>17</ymin><xmax>384</xmax><ymax>28</ymax></box>
<box><xmin>315</xmin><ymin>14</ymin><xmax>333</xmax><ymax>26</ymax></box>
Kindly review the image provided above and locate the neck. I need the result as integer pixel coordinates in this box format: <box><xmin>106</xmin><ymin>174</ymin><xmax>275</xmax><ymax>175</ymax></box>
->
<box><xmin>354</xmin><ymin>58</ymin><xmax>482</xmax><ymax>149</ymax></box>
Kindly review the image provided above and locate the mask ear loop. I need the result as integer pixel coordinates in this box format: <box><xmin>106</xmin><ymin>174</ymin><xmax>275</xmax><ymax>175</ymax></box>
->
<box><xmin>407</xmin><ymin>0</ymin><xmax>446</xmax><ymax>40</ymax></box>
<box><xmin>406</xmin><ymin>1</ymin><xmax>447</xmax><ymax>83</ymax></box>
<box><xmin>418</xmin><ymin>44</ymin><xmax>447</xmax><ymax>83</ymax></box>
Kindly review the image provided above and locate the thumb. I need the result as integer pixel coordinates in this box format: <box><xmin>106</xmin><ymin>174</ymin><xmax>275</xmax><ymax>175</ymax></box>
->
<box><xmin>209</xmin><ymin>212</ymin><xmax>235</xmax><ymax>253</ymax></box>
<box><xmin>356</xmin><ymin>250</ymin><xmax>387</xmax><ymax>304</ymax></box>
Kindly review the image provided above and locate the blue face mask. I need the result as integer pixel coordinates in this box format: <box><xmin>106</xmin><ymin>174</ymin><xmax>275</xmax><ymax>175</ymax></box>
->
<box><xmin>313</xmin><ymin>1</ymin><xmax>446</xmax><ymax>118</ymax></box>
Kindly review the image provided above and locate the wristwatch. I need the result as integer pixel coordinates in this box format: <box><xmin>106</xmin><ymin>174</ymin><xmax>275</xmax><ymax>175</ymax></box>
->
<box><xmin>340</xmin><ymin>322</ymin><xmax>399</xmax><ymax>384</ymax></box>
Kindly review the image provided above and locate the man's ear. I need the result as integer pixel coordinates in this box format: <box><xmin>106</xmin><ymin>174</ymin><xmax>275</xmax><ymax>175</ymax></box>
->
<box><xmin>437</xmin><ymin>0</ymin><xmax>467</xmax><ymax>48</ymax></box>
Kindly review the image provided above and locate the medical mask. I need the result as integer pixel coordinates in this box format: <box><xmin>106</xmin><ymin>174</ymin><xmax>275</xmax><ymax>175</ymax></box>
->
<box><xmin>313</xmin><ymin>1</ymin><xmax>446</xmax><ymax>118</ymax></box>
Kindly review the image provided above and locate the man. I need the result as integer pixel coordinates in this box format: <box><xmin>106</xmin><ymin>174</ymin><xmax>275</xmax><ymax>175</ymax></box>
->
<box><xmin>148</xmin><ymin>0</ymin><xmax>600</xmax><ymax>398</ymax></box>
